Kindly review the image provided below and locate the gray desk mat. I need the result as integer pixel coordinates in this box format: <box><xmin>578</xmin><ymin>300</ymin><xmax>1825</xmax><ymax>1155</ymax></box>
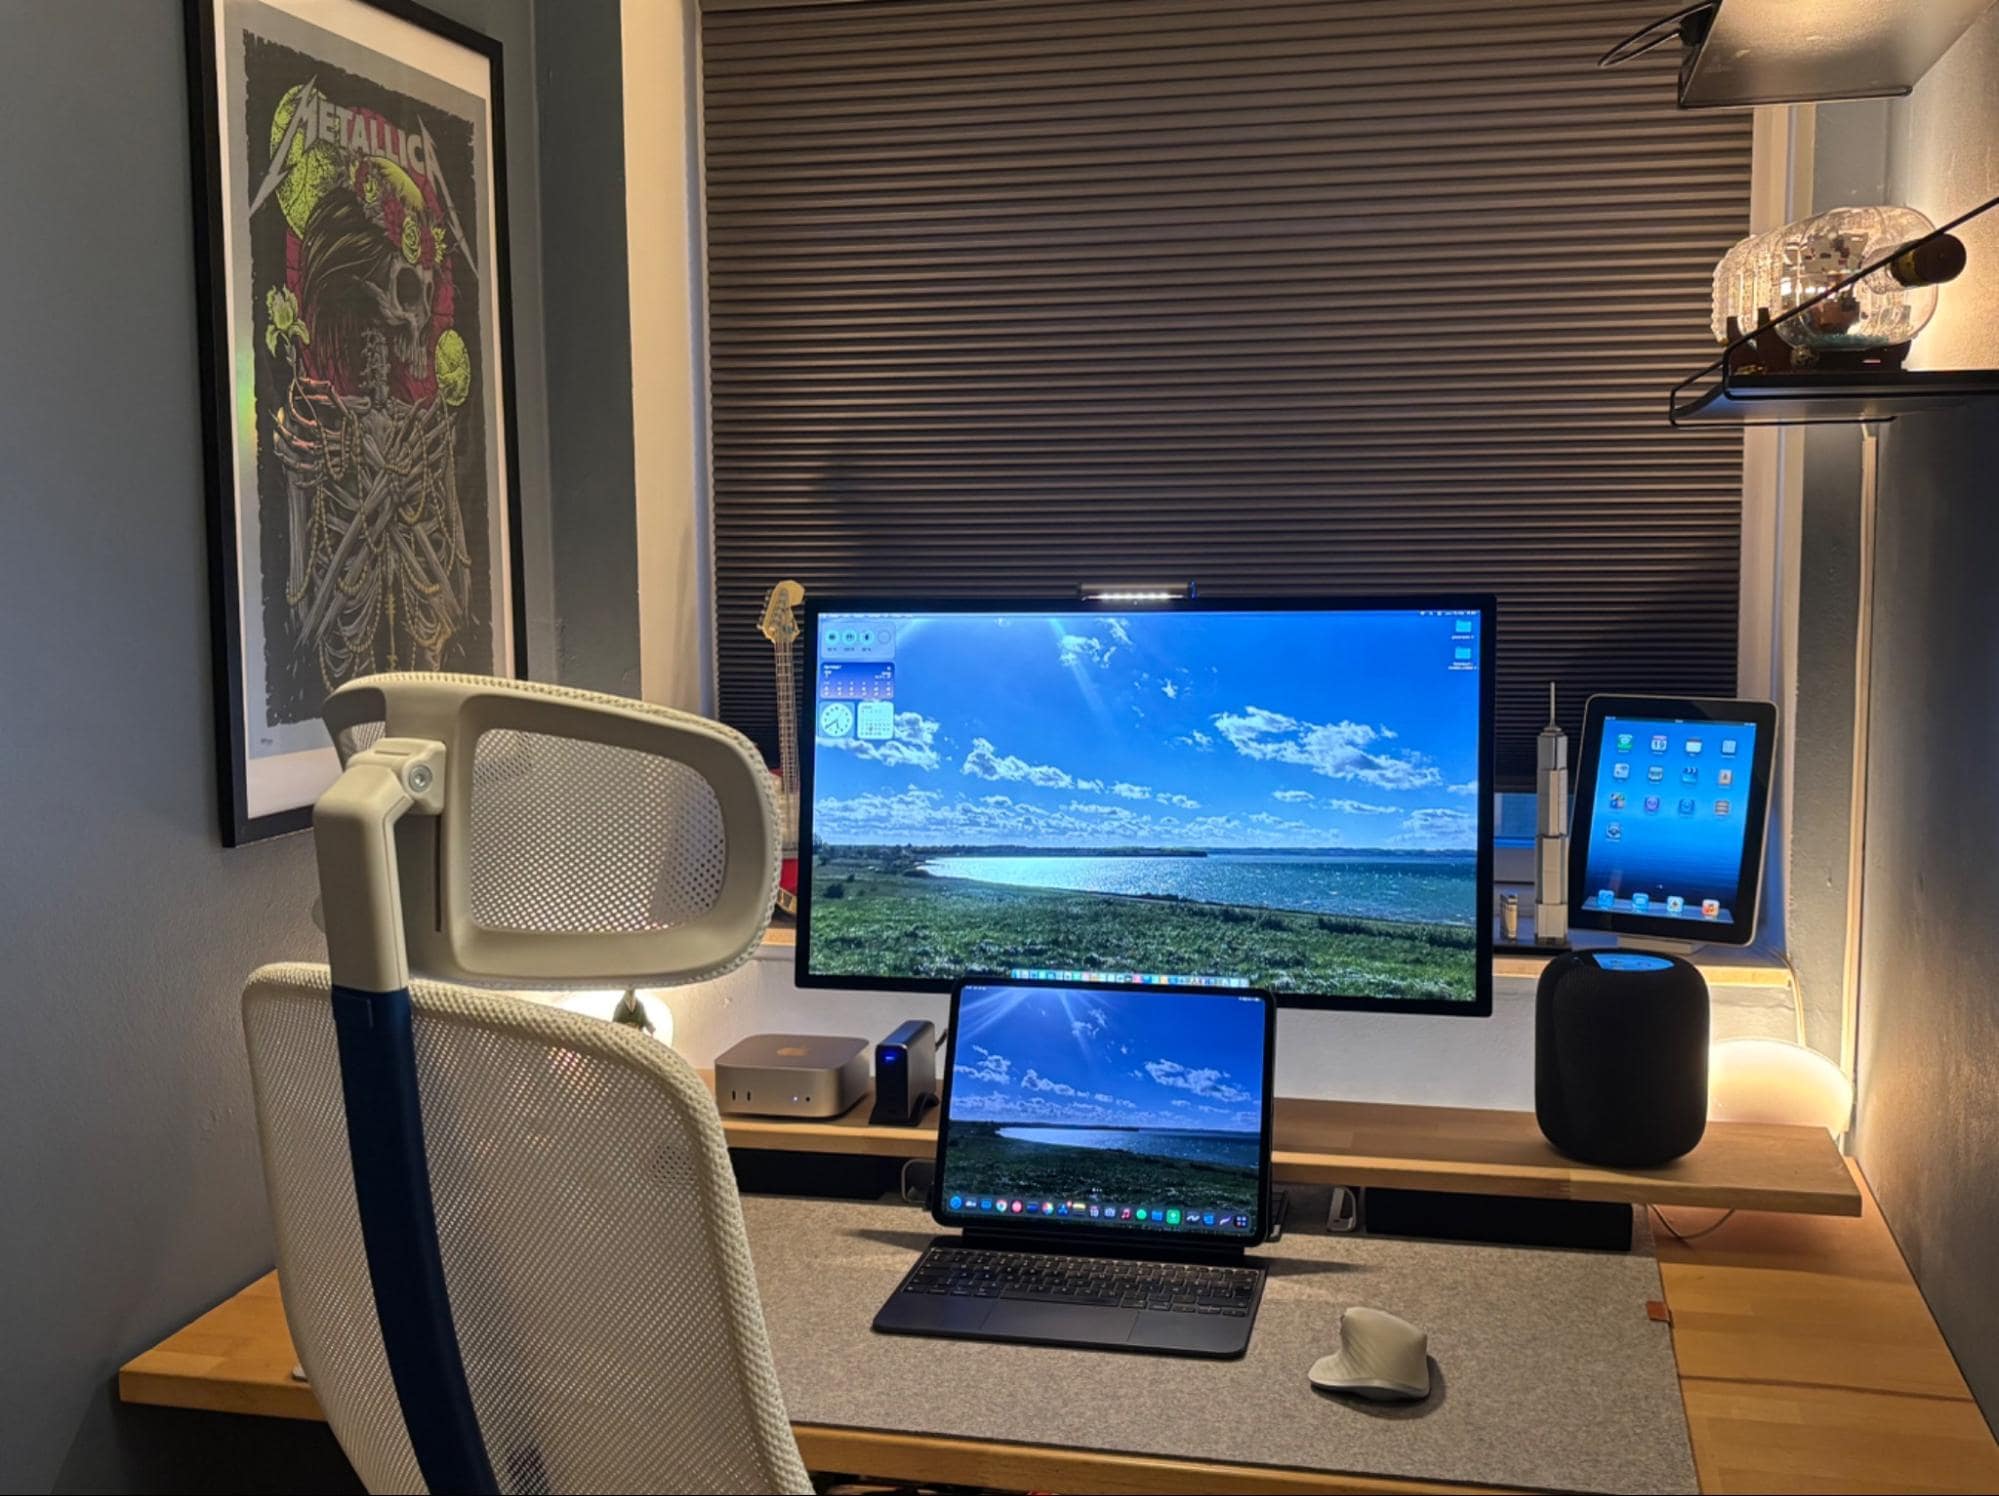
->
<box><xmin>741</xmin><ymin>1197</ymin><xmax>1695</xmax><ymax>1495</ymax></box>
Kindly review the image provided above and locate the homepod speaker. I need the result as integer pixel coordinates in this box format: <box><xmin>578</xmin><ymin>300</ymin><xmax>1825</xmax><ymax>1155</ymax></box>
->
<box><xmin>1535</xmin><ymin>951</ymin><xmax>1709</xmax><ymax>1167</ymax></box>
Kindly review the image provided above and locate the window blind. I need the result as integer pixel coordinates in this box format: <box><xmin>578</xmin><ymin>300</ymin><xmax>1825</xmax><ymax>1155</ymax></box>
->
<box><xmin>699</xmin><ymin>0</ymin><xmax>1750</xmax><ymax>787</ymax></box>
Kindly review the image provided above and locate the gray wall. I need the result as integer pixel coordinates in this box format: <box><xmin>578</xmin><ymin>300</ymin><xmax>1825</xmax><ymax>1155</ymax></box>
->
<box><xmin>1786</xmin><ymin>422</ymin><xmax>1861</xmax><ymax>1058</ymax></box>
<box><xmin>1852</xmin><ymin>4</ymin><xmax>1999</xmax><ymax>1436</ymax></box>
<box><xmin>1785</xmin><ymin>99</ymin><xmax>1889</xmax><ymax>1061</ymax></box>
<box><xmin>0</xmin><ymin>0</ymin><xmax>629</xmax><ymax>1488</ymax></box>
<box><xmin>535</xmin><ymin>0</ymin><xmax>641</xmax><ymax>697</ymax></box>
<box><xmin>1855</xmin><ymin>408</ymin><xmax>1999</xmax><ymax>1435</ymax></box>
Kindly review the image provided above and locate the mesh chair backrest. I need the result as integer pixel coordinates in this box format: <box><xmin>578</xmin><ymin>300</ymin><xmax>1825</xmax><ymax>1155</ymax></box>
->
<box><xmin>244</xmin><ymin>964</ymin><xmax>812</xmax><ymax>1495</ymax></box>
<box><xmin>464</xmin><ymin>728</ymin><xmax>727</xmax><ymax>936</ymax></box>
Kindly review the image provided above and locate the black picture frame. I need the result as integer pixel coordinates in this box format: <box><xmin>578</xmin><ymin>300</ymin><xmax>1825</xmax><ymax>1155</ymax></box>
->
<box><xmin>793</xmin><ymin>594</ymin><xmax>1497</xmax><ymax>1016</ymax></box>
<box><xmin>184</xmin><ymin>0</ymin><xmax>528</xmax><ymax>845</ymax></box>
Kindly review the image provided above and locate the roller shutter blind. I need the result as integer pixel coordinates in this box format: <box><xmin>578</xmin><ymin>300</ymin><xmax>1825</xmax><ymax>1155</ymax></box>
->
<box><xmin>700</xmin><ymin>0</ymin><xmax>1750</xmax><ymax>787</ymax></box>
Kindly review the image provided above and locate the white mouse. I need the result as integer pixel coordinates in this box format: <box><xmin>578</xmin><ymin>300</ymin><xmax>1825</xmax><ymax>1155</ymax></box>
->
<box><xmin>1308</xmin><ymin>1306</ymin><xmax>1432</xmax><ymax>1401</ymax></box>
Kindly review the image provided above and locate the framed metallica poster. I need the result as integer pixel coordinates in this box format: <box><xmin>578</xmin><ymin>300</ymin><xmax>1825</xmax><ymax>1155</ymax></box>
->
<box><xmin>185</xmin><ymin>0</ymin><xmax>525</xmax><ymax>844</ymax></box>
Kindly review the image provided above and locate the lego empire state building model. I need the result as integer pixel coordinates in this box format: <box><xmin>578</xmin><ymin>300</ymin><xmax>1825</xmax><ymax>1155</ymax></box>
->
<box><xmin>1536</xmin><ymin>683</ymin><xmax>1570</xmax><ymax>945</ymax></box>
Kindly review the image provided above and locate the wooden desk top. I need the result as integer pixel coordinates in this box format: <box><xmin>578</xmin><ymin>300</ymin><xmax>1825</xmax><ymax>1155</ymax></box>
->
<box><xmin>1657</xmin><ymin>1163</ymin><xmax>1999</xmax><ymax>1495</ymax></box>
<box><xmin>120</xmin><ymin>1162</ymin><xmax>1997</xmax><ymax>1494</ymax></box>
<box><xmin>711</xmin><ymin>1073</ymin><xmax>1862</xmax><ymax>1217</ymax></box>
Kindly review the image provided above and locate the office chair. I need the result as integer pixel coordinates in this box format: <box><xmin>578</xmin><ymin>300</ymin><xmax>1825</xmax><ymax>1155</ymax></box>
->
<box><xmin>240</xmin><ymin>673</ymin><xmax>812</xmax><ymax>1495</ymax></box>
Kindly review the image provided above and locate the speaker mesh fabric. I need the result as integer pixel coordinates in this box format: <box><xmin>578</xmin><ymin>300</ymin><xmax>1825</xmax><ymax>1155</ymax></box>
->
<box><xmin>243</xmin><ymin>964</ymin><xmax>812</xmax><ymax>1496</ymax></box>
<box><xmin>467</xmin><ymin>730</ymin><xmax>728</xmax><ymax>936</ymax></box>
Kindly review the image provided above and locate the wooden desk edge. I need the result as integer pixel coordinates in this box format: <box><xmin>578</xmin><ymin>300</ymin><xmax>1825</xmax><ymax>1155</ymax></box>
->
<box><xmin>1269</xmin><ymin>1153</ymin><xmax>1863</xmax><ymax>1216</ymax></box>
<box><xmin>117</xmin><ymin>1363</ymin><xmax>322</xmax><ymax>1423</ymax></box>
<box><xmin>791</xmin><ymin>1425</ymin><xmax>1518</xmax><ymax>1495</ymax></box>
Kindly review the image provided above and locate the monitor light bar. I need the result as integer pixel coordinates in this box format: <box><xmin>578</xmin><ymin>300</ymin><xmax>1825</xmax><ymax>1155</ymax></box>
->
<box><xmin>1077</xmin><ymin>581</ymin><xmax>1195</xmax><ymax>602</ymax></box>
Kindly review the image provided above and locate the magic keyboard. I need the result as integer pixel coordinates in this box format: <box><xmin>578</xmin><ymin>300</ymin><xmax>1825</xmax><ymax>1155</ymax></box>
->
<box><xmin>900</xmin><ymin>1246</ymin><xmax>1261</xmax><ymax>1316</ymax></box>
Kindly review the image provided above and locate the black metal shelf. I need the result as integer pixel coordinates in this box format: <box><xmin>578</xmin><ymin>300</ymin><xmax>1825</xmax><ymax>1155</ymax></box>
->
<box><xmin>1676</xmin><ymin>0</ymin><xmax>1996</xmax><ymax>110</ymax></box>
<box><xmin>1670</xmin><ymin>365</ymin><xmax>1999</xmax><ymax>427</ymax></box>
<box><xmin>1666</xmin><ymin>192</ymin><xmax>1999</xmax><ymax>428</ymax></box>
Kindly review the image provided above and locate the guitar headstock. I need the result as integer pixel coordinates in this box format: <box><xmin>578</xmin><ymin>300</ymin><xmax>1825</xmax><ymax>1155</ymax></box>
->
<box><xmin>759</xmin><ymin>579</ymin><xmax>806</xmax><ymax>648</ymax></box>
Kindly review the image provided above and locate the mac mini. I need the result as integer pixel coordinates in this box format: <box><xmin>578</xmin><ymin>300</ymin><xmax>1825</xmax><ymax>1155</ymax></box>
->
<box><xmin>714</xmin><ymin>1033</ymin><xmax>869</xmax><ymax>1119</ymax></box>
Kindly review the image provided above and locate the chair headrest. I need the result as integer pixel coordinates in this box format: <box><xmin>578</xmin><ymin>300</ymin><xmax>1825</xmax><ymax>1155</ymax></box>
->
<box><xmin>317</xmin><ymin>673</ymin><xmax>777</xmax><ymax>992</ymax></box>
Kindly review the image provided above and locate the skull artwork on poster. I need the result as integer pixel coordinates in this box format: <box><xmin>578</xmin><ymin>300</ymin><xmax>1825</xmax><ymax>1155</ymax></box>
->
<box><xmin>257</xmin><ymin>78</ymin><xmax>482</xmax><ymax>694</ymax></box>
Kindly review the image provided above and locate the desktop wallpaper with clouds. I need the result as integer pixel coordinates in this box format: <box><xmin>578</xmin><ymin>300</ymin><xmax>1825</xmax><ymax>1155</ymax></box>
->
<box><xmin>937</xmin><ymin>984</ymin><xmax>1269</xmax><ymax>1232</ymax></box>
<box><xmin>803</xmin><ymin>607</ymin><xmax>1486</xmax><ymax>1002</ymax></box>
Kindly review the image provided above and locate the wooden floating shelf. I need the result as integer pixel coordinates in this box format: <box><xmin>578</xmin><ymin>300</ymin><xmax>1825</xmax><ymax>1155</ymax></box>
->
<box><xmin>702</xmin><ymin>1074</ymin><xmax>1861</xmax><ymax>1218</ymax></box>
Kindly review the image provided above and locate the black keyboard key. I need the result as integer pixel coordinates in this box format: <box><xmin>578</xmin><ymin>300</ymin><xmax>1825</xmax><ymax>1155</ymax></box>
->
<box><xmin>914</xmin><ymin>1248</ymin><xmax>1259</xmax><ymax>1322</ymax></box>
